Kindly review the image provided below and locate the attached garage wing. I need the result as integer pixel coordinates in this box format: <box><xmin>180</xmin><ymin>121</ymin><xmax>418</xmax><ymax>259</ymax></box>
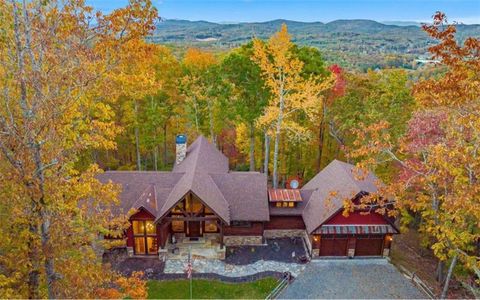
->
<box><xmin>319</xmin><ymin>236</ymin><xmax>348</xmax><ymax>256</ymax></box>
<box><xmin>355</xmin><ymin>235</ymin><xmax>384</xmax><ymax>256</ymax></box>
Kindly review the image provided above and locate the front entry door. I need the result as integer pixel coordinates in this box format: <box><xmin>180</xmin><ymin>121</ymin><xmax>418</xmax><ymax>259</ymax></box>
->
<box><xmin>187</xmin><ymin>221</ymin><xmax>202</xmax><ymax>237</ymax></box>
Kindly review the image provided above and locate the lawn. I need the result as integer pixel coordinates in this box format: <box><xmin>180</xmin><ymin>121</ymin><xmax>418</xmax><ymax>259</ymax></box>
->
<box><xmin>147</xmin><ymin>277</ymin><xmax>278</xmax><ymax>299</ymax></box>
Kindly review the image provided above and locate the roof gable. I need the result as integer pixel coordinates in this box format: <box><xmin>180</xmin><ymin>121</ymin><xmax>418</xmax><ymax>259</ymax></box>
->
<box><xmin>156</xmin><ymin>171</ymin><xmax>231</xmax><ymax>224</ymax></box>
<box><xmin>301</xmin><ymin>159</ymin><xmax>382</xmax><ymax>233</ymax></box>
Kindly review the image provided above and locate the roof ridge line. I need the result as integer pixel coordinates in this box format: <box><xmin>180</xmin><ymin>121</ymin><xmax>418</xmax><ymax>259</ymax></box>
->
<box><xmin>207</xmin><ymin>173</ymin><xmax>231</xmax><ymax>219</ymax></box>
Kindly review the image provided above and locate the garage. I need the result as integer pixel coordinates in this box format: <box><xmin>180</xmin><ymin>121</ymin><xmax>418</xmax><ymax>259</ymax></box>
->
<box><xmin>319</xmin><ymin>235</ymin><xmax>348</xmax><ymax>256</ymax></box>
<box><xmin>355</xmin><ymin>235</ymin><xmax>384</xmax><ymax>256</ymax></box>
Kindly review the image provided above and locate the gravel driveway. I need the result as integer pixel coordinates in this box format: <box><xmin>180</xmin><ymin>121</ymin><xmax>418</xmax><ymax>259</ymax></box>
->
<box><xmin>280</xmin><ymin>259</ymin><xmax>427</xmax><ymax>299</ymax></box>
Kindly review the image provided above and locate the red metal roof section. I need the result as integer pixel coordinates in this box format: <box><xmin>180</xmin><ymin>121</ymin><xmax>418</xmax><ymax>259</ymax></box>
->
<box><xmin>268</xmin><ymin>189</ymin><xmax>303</xmax><ymax>202</ymax></box>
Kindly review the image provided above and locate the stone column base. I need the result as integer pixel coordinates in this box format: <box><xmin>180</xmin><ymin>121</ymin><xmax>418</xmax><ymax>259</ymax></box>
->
<box><xmin>127</xmin><ymin>246</ymin><xmax>134</xmax><ymax>257</ymax></box>
<box><xmin>158</xmin><ymin>248</ymin><xmax>168</xmax><ymax>261</ymax></box>
<box><xmin>383</xmin><ymin>248</ymin><xmax>390</xmax><ymax>257</ymax></box>
<box><xmin>216</xmin><ymin>247</ymin><xmax>226</xmax><ymax>260</ymax></box>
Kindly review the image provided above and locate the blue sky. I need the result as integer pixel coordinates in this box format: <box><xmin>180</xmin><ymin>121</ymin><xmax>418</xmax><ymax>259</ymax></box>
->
<box><xmin>86</xmin><ymin>0</ymin><xmax>480</xmax><ymax>24</ymax></box>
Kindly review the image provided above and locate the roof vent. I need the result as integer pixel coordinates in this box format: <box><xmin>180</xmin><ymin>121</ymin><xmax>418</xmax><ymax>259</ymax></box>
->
<box><xmin>176</xmin><ymin>134</ymin><xmax>187</xmax><ymax>164</ymax></box>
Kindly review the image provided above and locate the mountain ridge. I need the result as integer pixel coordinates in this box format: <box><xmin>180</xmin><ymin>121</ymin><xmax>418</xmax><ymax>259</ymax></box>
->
<box><xmin>150</xmin><ymin>19</ymin><xmax>480</xmax><ymax>70</ymax></box>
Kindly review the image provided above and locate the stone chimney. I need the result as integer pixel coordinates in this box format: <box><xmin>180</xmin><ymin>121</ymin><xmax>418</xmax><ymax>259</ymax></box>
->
<box><xmin>175</xmin><ymin>134</ymin><xmax>187</xmax><ymax>164</ymax></box>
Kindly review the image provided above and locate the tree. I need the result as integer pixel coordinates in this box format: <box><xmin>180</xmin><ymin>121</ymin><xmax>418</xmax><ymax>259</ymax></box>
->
<box><xmin>329</xmin><ymin>68</ymin><xmax>415</xmax><ymax>178</ymax></box>
<box><xmin>348</xmin><ymin>13</ymin><xmax>480</xmax><ymax>298</ymax></box>
<box><xmin>252</xmin><ymin>24</ymin><xmax>333</xmax><ymax>188</ymax></box>
<box><xmin>222</xmin><ymin>43</ymin><xmax>270</xmax><ymax>171</ymax></box>
<box><xmin>0</xmin><ymin>0</ymin><xmax>156</xmax><ymax>297</ymax></box>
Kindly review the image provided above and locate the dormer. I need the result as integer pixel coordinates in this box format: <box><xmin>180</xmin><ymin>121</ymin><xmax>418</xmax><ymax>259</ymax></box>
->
<box><xmin>268</xmin><ymin>189</ymin><xmax>302</xmax><ymax>208</ymax></box>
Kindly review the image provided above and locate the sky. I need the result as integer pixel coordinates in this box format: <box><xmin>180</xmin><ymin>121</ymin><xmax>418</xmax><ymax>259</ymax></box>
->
<box><xmin>86</xmin><ymin>0</ymin><xmax>480</xmax><ymax>24</ymax></box>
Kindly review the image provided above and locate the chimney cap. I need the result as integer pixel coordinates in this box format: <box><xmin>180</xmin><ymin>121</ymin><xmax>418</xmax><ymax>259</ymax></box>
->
<box><xmin>176</xmin><ymin>134</ymin><xmax>187</xmax><ymax>144</ymax></box>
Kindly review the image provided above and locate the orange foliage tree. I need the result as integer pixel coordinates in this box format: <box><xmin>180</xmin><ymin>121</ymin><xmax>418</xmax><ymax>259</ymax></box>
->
<box><xmin>0</xmin><ymin>0</ymin><xmax>157</xmax><ymax>298</ymax></box>
<box><xmin>348</xmin><ymin>13</ymin><xmax>480</xmax><ymax>298</ymax></box>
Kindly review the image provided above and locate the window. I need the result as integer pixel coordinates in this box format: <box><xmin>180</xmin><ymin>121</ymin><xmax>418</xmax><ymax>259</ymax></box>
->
<box><xmin>171</xmin><ymin>218</ymin><xmax>184</xmax><ymax>232</ymax></box>
<box><xmin>231</xmin><ymin>221</ymin><xmax>251</xmax><ymax>227</ymax></box>
<box><xmin>205</xmin><ymin>220</ymin><xmax>218</xmax><ymax>232</ymax></box>
<box><xmin>132</xmin><ymin>220</ymin><xmax>158</xmax><ymax>255</ymax></box>
<box><xmin>274</xmin><ymin>201</ymin><xmax>296</xmax><ymax>208</ymax></box>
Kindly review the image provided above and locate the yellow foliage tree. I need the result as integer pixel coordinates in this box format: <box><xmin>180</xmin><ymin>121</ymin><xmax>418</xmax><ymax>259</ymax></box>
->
<box><xmin>0</xmin><ymin>0</ymin><xmax>156</xmax><ymax>298</ymax></box>
<box><xmin>252</xmin><ymin>24</ymin><xmax>333</xmax><ymax>187</ymax></box>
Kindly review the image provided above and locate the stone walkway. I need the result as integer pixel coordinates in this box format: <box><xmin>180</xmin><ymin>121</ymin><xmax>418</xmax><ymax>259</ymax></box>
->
<box><xmin>164</xmin><ymin>258</ymin><xmax>306</xmax><ymax>277</ymax></box>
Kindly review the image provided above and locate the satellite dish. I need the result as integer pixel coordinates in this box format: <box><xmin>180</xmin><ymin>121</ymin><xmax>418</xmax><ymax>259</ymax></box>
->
<box><xmin>289</xmin><ymin>179</ymin><xmax>299</xmax><ymax>189</ymax></box>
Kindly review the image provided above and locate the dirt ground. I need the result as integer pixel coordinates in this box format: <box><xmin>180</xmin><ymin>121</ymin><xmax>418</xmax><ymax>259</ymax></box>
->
<box><xmin>390</xmin><ymin>229</ymin><xmax>474</xmax><ymax>299</ymax></box>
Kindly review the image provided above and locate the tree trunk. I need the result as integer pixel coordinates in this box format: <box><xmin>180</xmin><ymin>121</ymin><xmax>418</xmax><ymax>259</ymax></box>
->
<box><xmin>27</xmin><ymin>222</ymin><xmax>40</xmax><ymax>299</ymax></box>
<box><xmin>153</xmin><ymin>145</ymin><xmax>158</xmax><ymax>171</ymax></box>
<box><xmin>12</xmin><ymin>2</ymin><xmax>57</xmax><ymax>297</ymax></box>
<box><xmin>207</xmin><ymin>99</ymin><xmax>216</xmax><ymax>147</ymax></box>
<box><xmin>436</xmin><ymin>260</ymin><xmax>445</xmax><ymax>283</ymax></box>
<box><xmin>134</xmin><ymin>100</ymin><xmax>141</xmax><ymax>171</ymax></box>
<box><xmin>441</xmin><ymin>255</ymin><xmax>458</xmax><ymax>299</ymax></box>
<box><xmin>264</xmin><ymin>132</ymin><xmax>270</xmax><ymax>176</ymax></box>
<box><xmin>316</xmin><ymin>103</ymin><xmax>327</xmax><ymax>172</ymax></box>
<box><xmin>193</xmin><ymin>95</ymin><xmax>199</xmax><ymax>132</ymax></box>
<box><xmin>272</xmin><ymin>83</ymin><xmax>285</xmax><ymax>189</ymax></box>
<box><xmin>163</xmin><ymin>123</ymin><xmax>168</xmax><ymax>167</ymax></box>
<box><xmin>249</xmin><ymin>122</ymin><xmax>255</xmax><ymax>171</ymax></box>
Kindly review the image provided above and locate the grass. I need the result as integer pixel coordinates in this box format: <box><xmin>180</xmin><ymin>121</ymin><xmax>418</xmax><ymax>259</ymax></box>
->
<box><xmin>147</xmin><ymin>277</ymin><xmax>278</xmax><ymax>299</ymax></box>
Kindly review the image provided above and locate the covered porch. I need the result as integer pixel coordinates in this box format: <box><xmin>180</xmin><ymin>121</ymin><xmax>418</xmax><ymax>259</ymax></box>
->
<box><xmin>155</xmin><ymin>191</ymin><xmax>227</xmax><ymax>259</ymax></box>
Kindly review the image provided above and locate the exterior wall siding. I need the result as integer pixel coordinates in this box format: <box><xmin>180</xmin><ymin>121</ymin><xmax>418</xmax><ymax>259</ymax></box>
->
<box><xmin>223</xmin><ymin>222</ymin><xmax>264</xmax><ymax>236</ymax></box>
<box><xmin>264</xmin><ymin>216</ymin><xmax>305</xmax><ymax>230</ymax></box>
<box><xmin>325</xmin><ymin>211</ymin><xmax>389</xmax><ymax>225</ymax></box>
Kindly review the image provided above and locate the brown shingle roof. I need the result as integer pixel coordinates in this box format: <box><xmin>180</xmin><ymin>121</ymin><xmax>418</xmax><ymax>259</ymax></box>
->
<box><xmin>301</xmin><ymin>159</ymin><xmax>381</xmax><ymax>233</ymax></box>
<box><xmin>96</xmin><ymin>171</ymin><xmax>184</xmax><ymax>216</ymax></box>
<box><xmin>98</xmin><ymin>136</ymin><xmax>268</xmax><ymax>224</ymax></box>
<box><xmin>172</xmin><ymin>135</ymin><xmax>229</xmax><ymax>174</ymax></box>
<box><xmin>210</xmin><ymin>172</ymin><xmax>269</xmax><ymax>221</ymax></box>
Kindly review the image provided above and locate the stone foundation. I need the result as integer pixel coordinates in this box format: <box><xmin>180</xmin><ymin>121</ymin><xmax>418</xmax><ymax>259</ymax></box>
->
<box><xmin>312</xmin><ymin>248</ymin><xmax>320</xmax><ymax>256</ymax></box>
<box><xmin>158</xmin><ymin>248</ymin><xmax>168</xmax><ymax>261</ymax></box>
<box><xmin>223</xmin><ymin>235</ymin><xmax>263</xmax><ymax>246</ymax></box>
<box><xmin>383</xmin><ymin>248</ymin><xmax>390</xmax><ymax>257</ymax></box>
<box><xmin>127</xmin><ymin>246</ymin><xmax>134</xmax><ymax>257</ymax></box>
<box><xmin>263</xmin><ymin>229</ymin><xmax>306</xmax><ymax>239</ymax></box>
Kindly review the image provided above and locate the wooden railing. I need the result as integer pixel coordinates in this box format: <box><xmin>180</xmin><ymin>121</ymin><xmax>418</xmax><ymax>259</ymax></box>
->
<box><xmin>265</xmin><ymin>272</ymin><xmax>292</xmax><ymax>300</ymax></box>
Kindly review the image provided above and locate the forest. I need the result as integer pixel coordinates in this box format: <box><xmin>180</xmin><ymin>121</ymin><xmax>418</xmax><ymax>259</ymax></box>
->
<box><xmin>0</xmin><ymin>0</ymin><xmax>479</xmax><ymax>298</ymax></box>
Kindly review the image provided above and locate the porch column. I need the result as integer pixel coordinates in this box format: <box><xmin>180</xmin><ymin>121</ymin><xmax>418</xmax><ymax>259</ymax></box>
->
<box><xmin>219</xmin><ymin>222</ymin><xmax>224</xmax><ymax>249</ymax></box>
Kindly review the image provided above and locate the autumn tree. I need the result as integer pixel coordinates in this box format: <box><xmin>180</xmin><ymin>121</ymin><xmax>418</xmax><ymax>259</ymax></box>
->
<box><xmin>0</xmin><ymin>0</ymin><xmax>156</xmax><ymax>298</ymax></box>
<box><xmin>181</xmin><ymin>48</ymin><xmax>231</xmax><ymax>146</ymax></box>
<box><xmin>252</xmin><ymin>24</ymin><xmax>333</xmax><ymax>187</ymax></box>
<box><xmin>348</xmin><ymin>13</ymin><xmax>480</xmax><ymax>298</ymax></box>
<box><xmin>222</xmin><ymin>43</ymin><xmax>270</xmax><ymax>171</ymax></box>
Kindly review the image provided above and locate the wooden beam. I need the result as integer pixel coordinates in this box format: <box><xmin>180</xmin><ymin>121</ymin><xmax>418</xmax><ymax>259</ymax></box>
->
<box><xmin>162</xmin><ymin>216</ymin><xmax>218</xmax><ymax>222</ymax></box>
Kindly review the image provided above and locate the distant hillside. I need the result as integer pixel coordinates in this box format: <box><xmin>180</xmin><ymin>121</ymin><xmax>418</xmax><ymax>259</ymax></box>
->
<box><xmin>149</xmin><ymin>19</ymin><xmax>480</xmax><ymax>70</ymax></box>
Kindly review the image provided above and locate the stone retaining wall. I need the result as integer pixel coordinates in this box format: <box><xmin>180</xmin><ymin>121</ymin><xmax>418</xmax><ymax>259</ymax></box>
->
<box><xmin>223</xmin><ymin>235</ymin><xmax>263</xmax><ymax>246</ymax></box>
<box><xmin>149</xmin><ymin>271</ymin><xmax>286</xmax><ymax>282</ymax></box>
<box><xmin>263</xmin><ymin>229</ymin><xmax>306</xmax><ymax>239</ymax></box>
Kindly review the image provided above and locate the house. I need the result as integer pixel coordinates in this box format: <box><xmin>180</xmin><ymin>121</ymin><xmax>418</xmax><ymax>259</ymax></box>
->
<box><xmin>98</xmin><ymin>135</ymin><xmax>398</xmax><ymax>259</ymax></box>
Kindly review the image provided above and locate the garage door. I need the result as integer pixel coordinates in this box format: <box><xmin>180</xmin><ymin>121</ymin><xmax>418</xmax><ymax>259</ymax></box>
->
<box><xmin>319</xmin><ymin>237</ymin><xmax>348</xmax><ymax>256</ymax></box>
<box><xmin>355</xmin><ymin>235</ymin><xmax>384</xmax><ymax>256</ymax></box>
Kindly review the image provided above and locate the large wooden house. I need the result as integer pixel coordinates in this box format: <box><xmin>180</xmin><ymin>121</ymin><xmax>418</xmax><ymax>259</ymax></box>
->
<box><xmin>98</xmin><ymin>135</ymin><xmax>398</xmax><ymax>259</ymax></box>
